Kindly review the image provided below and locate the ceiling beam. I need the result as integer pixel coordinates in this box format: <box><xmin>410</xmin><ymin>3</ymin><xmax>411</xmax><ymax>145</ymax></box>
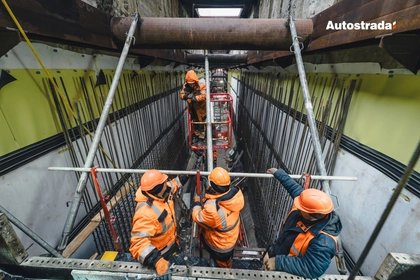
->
<box><xmin>246</xmin><ymin>0</ymin><xmax>420</xmax><ymax>67</ymax></box>
<box><xmin>0</xmin><ymin>0</ymin><xmax>189</xmax><ymax>64</ymax></box>
<box><xmin>308</xmin><ymin>0</ymin><xmax>420</xmax><ymax>51</ymax></box>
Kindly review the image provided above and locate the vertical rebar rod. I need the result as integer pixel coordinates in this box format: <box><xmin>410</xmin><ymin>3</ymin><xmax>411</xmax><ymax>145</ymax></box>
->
<box><xmin>288</xmin><ymin>17</ymin><xmax>331</xmax><ymax>195</ymax></box>
<box><xmin>57</xmin><ymin>13</ymin><xmax>139</xmax><ymax>252</ymax></box>
<box><xmin>205</xmin><ymin>50</ymin><xmax>213</xmax><ymax>171</ymax></box>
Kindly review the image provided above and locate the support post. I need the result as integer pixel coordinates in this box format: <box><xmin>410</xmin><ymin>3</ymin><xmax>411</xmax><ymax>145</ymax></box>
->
<box><xmin>57</xmin><ymin>13</ymin><xmax>139</xmax><ymax>252</ymax></box>
<box><xmin>289</xmin><ymin>18</ymin><xmax>330</xmax><ymax>194</ymax></box>
<box><xmin>289</xmin><ymin>15</ymin><xmax>346</xmax><ymax>274</ymax></box>
<box><xmin>204</xmin><ymin>51</ymin><xmax>213</xmax><ymax>172</ymax></box>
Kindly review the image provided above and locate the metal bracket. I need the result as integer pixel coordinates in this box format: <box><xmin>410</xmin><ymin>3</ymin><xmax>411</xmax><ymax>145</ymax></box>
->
<box><xmin>0</xmin><ymin>213</ymin><xmax>28</xmax><ymax>264</ymax></box>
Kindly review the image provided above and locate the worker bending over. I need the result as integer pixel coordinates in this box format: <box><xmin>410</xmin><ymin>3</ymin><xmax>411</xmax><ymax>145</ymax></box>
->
<box><xmin>192</xmin><ymin>167</ymin><xmax>245</xmax><ymax>268</ymax></box>
<box><xmin>130</xmin><ymin>170</ymin><xmax>188</xmax><ymax>276</ymax></box>
<box><xmin>264</xmin><ymin>168</ymin><xmax>342</xmax><ymax>279</ymax></box>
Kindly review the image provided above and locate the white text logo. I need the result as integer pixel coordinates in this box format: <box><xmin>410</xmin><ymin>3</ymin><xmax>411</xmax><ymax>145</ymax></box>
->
<box><xmin>326</xmin><ymin>20</ymin><xmax>397</xmax><ymax>30</ymax></box>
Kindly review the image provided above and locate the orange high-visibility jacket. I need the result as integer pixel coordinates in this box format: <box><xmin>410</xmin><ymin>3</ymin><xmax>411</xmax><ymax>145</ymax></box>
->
<box><xmin>179</xmin><ymin>70</ymin><xmax>207</xmax><ymax>122</ymax></box>
<box><xmin>129</xmin><ymin>178</ymin><xmax>181</xmax><ymax>264</ymax></box>
<box><xmin>192</xmin><ymin>186</ymin><xmax>244</xmax><ymax>253</ymax></box>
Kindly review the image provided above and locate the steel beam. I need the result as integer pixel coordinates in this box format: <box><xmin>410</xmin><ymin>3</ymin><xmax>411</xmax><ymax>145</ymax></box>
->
<box><xmin>308</xmin><ymin>0</ymin><xmax>420</xmax><ymax>51</ymax></box>
<box><xmin>18</xmin><ymin>256</ymin><xmax>374</xmax><ymax>280</ymax></box>
<box><xmin>0</xmin><ymin>0</ymin><xmax>188</xmax><ymax>64</ymax></box>
<box><xmin>111</xmin><ymin>17</ymin><xmax>313</xmax><ymax>50</ymax></box>
<box><xmin>187</xmin><ymin>54</ymin><xmax>248</xmax><ymax>64</ymax></box>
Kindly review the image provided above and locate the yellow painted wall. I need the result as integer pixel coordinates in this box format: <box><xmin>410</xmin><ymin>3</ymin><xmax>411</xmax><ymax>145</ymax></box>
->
<box><xmin>346</xmin><ymin>74</ymin><xmax>420</xmax><ymax>171</ymax></box>
<box><xmin>232</xmin><ymin>71</ymin><xmax>420</xmax><ymax>172</ymax></box>
<box><xmin>0</xmin><ymin>69</ymin><xmax>183</xmax><ymax>156</ymax></box>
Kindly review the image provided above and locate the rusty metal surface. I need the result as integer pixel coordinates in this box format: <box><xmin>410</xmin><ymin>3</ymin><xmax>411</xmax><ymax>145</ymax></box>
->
<box><xmin>0</xmin><ymin>213</ymin><xmax>28</xmax><ymax>265</ymax></box>
<box><xmin>379</xmin><ymin>34</ymin><xmax>420</xmax><ymax>74</ymax></box>
<box><xmin>0</xmin><ymin>29</ymin><xmax>21</xmax><ymax>57</ymax></box>
<box><xmin>111</xmin><ymin>17</ymin><xmax>313</xmax><ymax>50</ymax></box>
<box><xmin>309</xmin><ymin>0</ymin><xmax>420</xmax><ymax>51</ymax></box>
<box><xmin>375</xmin><ymin>253</ymin><xmax>420</xmax><ymax>280</ymax></box>
<box><xmin>0</xmin><ymin>0</ymin><xmax>188</xmax><ymax>64</ymax></box>
<box><xmin>0</xmin><ymin>0</ymin><xmax>114</xmax><ymax>49</ymax></box>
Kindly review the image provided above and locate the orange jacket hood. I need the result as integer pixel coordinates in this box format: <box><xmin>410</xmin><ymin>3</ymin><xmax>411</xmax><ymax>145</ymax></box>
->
<box><xmin>185</xmin><ymin>70</ymin><xmax>199</xmax><ymax>83</ymax></box>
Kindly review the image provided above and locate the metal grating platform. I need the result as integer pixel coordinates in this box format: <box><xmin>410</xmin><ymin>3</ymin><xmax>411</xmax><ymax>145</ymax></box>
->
<box><xmin>375</xmin><ymin>252</ymin><xmax>420</xmax><ymax>280</ymax></box>
<box><xmin>21</xmin><ymin>257</ymin><xmax>375</xmax><ymax>280</ymax></box>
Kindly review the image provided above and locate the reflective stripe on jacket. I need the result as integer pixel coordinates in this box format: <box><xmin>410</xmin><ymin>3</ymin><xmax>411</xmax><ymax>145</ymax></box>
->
<box><xmin>192</xmin><ymin>186</ymin><xmax>244</xmax><ymax>253</ymax></box>
<box><xmin>129</xmin><ymin>178</ymin><xmax>181</xmax><ymax>263</ymax></box>
<box><xmin>179</xmin><ymin>72</ymin><xmax>207</xmax><ymax>121</ymax></box>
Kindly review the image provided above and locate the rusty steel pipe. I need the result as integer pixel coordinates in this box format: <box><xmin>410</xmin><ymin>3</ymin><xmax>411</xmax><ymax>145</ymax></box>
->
<box><xmin>111</xmin><ymin>17</ymin><xmax>313</xmax><ymax>50</ymax></box>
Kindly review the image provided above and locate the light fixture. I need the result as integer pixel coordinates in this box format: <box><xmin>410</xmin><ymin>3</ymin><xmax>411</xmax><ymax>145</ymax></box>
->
<box><xmin>196</xmin><ymin>8</ymin><xmax>242</xmax><ymax>18</ymax></box>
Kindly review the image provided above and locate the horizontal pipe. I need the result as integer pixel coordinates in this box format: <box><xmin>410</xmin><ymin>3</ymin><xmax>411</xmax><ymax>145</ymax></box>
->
<box><xmin>111</xmin><ymin>17</ymin><xmax>313</xmax><ymax>50</ymax></box>
<box><xmin>48</xmin><ymin>167</ymin><xmax>357</xmax><ymax>181</ymax></box>
<box><xmin>187</xmin><ymin>54</ymin><xmax>248</xmax><ymax>64</ymax></box>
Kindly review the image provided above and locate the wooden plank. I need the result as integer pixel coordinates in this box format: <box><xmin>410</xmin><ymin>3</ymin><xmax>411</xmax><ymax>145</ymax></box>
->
<box><xmin>62</xmin><ymin>182</ymin><xmax>134</xmax><ymax>258</ymax></box>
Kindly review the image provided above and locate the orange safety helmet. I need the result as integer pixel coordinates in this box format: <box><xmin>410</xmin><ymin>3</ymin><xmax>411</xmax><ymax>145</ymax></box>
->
<box><xmin>294</xmin><ymin>189</ymin><xmax>334</xmax><ymax>214</ymax></box>
<box><xmin>140</xmin><ymin>169</ymin><xmax>168</xmax><ymax>191</ymax></box>
<box><xmin>208</xmin><ymin>167</ymin><xmax>230</xmax><ymax>187</ymax></box>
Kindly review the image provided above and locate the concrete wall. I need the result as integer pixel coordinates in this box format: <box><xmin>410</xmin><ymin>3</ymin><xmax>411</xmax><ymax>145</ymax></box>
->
<box><xmin>257</xmin><ymin>0</ymin><xmax>339</xmax><ymax>19</ymax></box>
<box><xmin>82</xmin><ymin>0</ymin><xmax>180</xmax><ymax>17</ymax></box>
<box><xmin>332</xmin><ymin>151</ymin><xmax>420</xmax><ymax>276</ymax></box>
<box><xmin>81</xmin><ymin>0</ymin><xmax>341</xmax><ymax>19</ymax></box>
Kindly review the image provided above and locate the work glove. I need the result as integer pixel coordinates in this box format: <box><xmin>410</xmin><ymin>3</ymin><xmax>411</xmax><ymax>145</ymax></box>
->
<box><xmin>187</xmin><ymin>93</ymin><xmax>197</xmax><ymax>102</ymax></box>
<box><xmin>191</xmin><ymin>194</ymin><xmax>201</xmax><ymax>208</ymax></box>
<box><xmin>178</xmin><ymin>174</ymin><xmax>189</xmax><ymax>185</ymax></box>
<box><xmin>155</xmin><ymin>257</ymin><xmax>170</xmax><ymax>276</ymax></box>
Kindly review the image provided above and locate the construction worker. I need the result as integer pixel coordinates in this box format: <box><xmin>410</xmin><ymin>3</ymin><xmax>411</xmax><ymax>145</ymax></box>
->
<box><xmin>263</xmin><ymin>167</ymin><xmax>342</xmax><ymax>279</ymax></box>
<box><xmin>130</xmin><ymin>170</ymin><xmax>188</xmax><ymax>276</ymax></box>
<box><xmin>191</xmin><ymin>167</ymin><xmax>245</xmax><ymax>268</ymax></box>
<box><xmin>179</xmin><ymin>70</ymin><xmax>207</xmax><ymax>145</ymax></box>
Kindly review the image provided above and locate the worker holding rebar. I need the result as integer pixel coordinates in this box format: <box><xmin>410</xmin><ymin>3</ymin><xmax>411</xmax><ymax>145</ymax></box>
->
<box><xmin>191</xmin><ymin>167</ymin><xmax>245</xmax><ymax>268</ymax></box>
<box><xmin>130</xmin><ymin>169</ymin><xmax>189</xmax><ymax>277</ymax></box>
<box><xmin>179</xmin><ymin>69</ymin><xmax>207</xmax><ymax>145</ymax></box>
<box><xmin>263</xmin><ymin>167</ymin><xmax>343</xmax><ymax>279</ymax></box>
